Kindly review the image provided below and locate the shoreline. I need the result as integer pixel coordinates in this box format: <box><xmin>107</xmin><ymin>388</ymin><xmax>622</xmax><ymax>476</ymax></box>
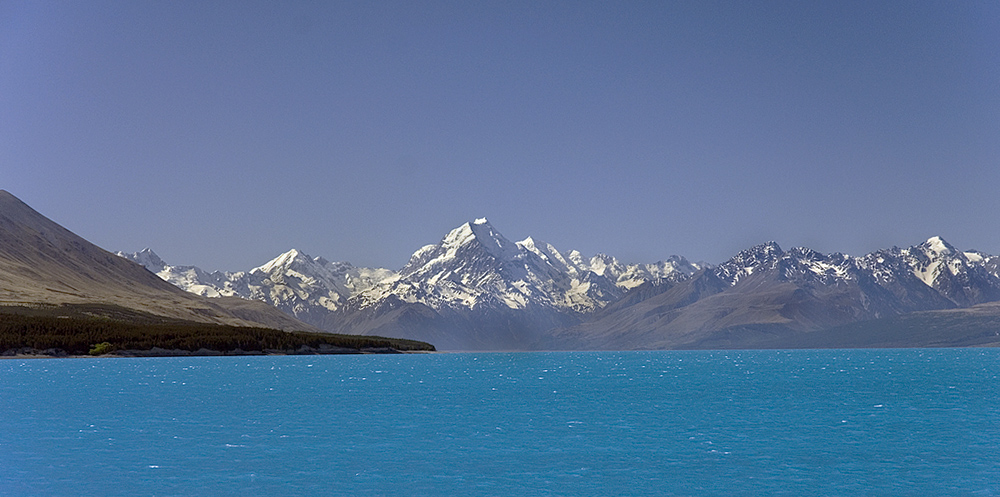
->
<box><xmin>1</xmin><ymin>346</ymin><xmax>434</xmax><ymax>359</ymax></box>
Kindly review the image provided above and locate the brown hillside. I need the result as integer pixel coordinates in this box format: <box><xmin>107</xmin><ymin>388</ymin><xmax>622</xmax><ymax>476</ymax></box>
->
<box><xmin>0</xmin><ymin>190</ymin><xmax>317</xmax><ymax>331</ymax></box>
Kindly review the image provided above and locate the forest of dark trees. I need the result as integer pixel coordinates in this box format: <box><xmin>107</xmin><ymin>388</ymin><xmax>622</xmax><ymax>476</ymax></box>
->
<box><xmin>0</xmin><ymin>311</ymin><xmax>435</xmax><ymax>356</ymax></box>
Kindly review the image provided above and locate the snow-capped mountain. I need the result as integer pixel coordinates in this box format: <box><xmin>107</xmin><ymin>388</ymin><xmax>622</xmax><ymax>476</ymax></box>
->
<box><xmin>897</xmin><ymin>236</ymin><xmax>1000</xmax><ymax>306</ymax></box>
<box><xmin>551</xmin><ymin>235</ymin><xmax>1000</xmax><ymax>350</ymax></box>
<box><xmin>121</xmin><ymin>218</ymin><xmax>698</xmax><ymax>319</ymax></box>
<box><xmin>708</xmin><ymin>237</ymin><xmax>1000</xmax><ymax>307</ymax></box>
<box><xmin>119</xmin><ymin>218</ymin><xmax>699</xmax><ymax>349</ymax></box>
<box><xmin>115</xmin><ymin>248</ymin><xmax>240</xmax><ymax>298</ymax></box>
<box><xmin>337</xmin><ymin>218</ymin><xmax>703</xmax><ymax>349</ymax></box>
<box><xmin>117</xmin><ymin>248</ymin><xmax>396</xmax><ymax>321</ymax></box>
<box><xmin>120</xmin><ymin>223</ymin><xmax>1000</xmax><ymax>350</ymax></box>
<box><xmin>354</xmin><ymin>218</ymin><xmax>679</xmax><ymax>314</ymax></box>
<box><xmin>244</xmin><ymin>249</ymin><xmax>396</xmax><ymax>316</ymax></box>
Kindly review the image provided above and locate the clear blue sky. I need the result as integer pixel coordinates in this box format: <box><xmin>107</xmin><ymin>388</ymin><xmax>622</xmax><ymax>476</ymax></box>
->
<box><xmin>2</xmin><ymin>1</ymin><xmax>998</xmax><ymax>271</ymax></box>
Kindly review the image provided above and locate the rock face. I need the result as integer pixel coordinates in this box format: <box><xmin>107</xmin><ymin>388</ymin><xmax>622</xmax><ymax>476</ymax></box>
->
<box><xmin>0</xmin><ymin>190</ymin><xmax>317</xmax><ymax>332</ymax></box>
<box><xmin>120</xmin><ymin>215</ymin><xmax>1000</xmax><ymax>351</ymax></box>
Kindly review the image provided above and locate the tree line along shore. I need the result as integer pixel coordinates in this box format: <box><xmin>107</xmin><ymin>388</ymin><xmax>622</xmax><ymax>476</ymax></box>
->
<box><xmin>0</xmin><ymin>309</ymin><xmax>435</xmax><ymax>357</ymax></box>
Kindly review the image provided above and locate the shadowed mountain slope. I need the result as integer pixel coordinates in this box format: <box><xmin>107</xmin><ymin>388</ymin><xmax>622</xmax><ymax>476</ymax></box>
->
<box><xmin>0</xmin><ymin>190</ymin><xmax>316</xmax><ymax>332</ymax></box>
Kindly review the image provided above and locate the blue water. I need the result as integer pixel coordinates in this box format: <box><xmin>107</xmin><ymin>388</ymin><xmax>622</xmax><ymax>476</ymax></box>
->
<box><xmin>2</xmin><ymin>349</ymin><xmax>999</xmax><ymax>496</ymax></box>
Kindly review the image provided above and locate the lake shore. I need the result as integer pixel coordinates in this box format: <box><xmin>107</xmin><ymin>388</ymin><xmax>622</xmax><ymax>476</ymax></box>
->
<box><xmin>1</xmin><ymin>345</ymin><xmax>434</xmax><ymax>359</ymax></box>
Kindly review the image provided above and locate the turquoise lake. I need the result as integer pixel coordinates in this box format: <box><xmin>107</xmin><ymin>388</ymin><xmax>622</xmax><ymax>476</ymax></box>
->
<box><xmin>2</xmin><ymin>349</ymin><xmax>999</xmax><ymax>496</ymax></box>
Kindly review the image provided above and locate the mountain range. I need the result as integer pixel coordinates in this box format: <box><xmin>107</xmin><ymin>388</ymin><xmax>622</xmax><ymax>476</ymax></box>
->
<box><xmin>119</xmin><ymin>218</ymin><xmax>1000</xmax><ymax>350</ymax></box>
<box><xmin>0</xmin><ymin>190</ymin><xmax>318</xmax><ymax>333</ymax></box>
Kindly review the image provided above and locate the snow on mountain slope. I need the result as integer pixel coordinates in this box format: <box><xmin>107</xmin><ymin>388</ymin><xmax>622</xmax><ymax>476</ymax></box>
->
<box><xmin>239</xmin><ymin>249</ymin><xmax>396</xmax><ymax>316</ymax></box>
<box><xmin>714</xmin><ymin>241</ymin><xmax>784</xmax><ymax>285</ymax></box>
<box><xmin>709</xmin><ymin>236</ymin><xmax>1000</xmax><ymax>309</ymax></box>
<box><xmin>517</xmin><ymin>237</ymin><xmax>701</xmax><ymax>290</ymax></box>
<box><xmin>594</xmin><ymin>255</ymin><xmax>701</xmax><ymax>289</ymax></box>
<box><xmin>908</xmin><ymin>236</ymin><xmax>957</xmax><ymax>287</ymax></box>
<box><xmin>118</xmin><ymin>248</ymin><xmax>397</xmax><ymax>319</ymax></box>
<box><xmin>707</xmin><ymin>237</ymin><xmax>1000</xmax><ymax>300</ymax></box>
<box><xmin>120</xmin><ymin>224</ymin><xmax>1000</xmax><ymax>350</ymax></box>
<box><xmin>357</xmin><ymin>218</ymin><xmax>633</xmax><ymax>313</ymax></box>
<box><xmin>120</xmin><ymin>218</ymin><xmax>691</xmax><ymax>331</ymax></box>
<box><xmin>550</xmin><ymin>236</ymin><xmax>1000</xmax><ymax>350</ymax></box>
<box><xmin>901</xmin><ymin>237</ymin><xmax>1000</xmax><ymax>306</ymax></box>
<box><xmin>115</xmin><ymin>248</ymin><xmax>238</xmax><ymax>298</ymax></box>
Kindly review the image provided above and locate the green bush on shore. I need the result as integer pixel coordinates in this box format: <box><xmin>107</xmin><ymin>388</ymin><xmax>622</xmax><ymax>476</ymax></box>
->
<box><xmin>88</xmin><ymin>341</ymin><xmax>113</xmax><ymax>356</ymax></box>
